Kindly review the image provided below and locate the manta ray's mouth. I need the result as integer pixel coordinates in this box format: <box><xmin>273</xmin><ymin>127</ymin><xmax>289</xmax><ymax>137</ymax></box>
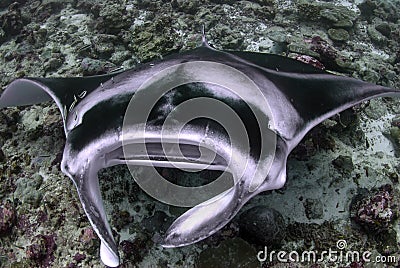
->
<box><xmin>117</xmin><ymin>142</ymin><xmax>229</xmax><ymax>171</ymax></box>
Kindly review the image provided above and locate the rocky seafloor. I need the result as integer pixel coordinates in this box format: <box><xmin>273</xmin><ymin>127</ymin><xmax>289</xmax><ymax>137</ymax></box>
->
<box><xmin>0</xmin><ymin>0</ymin><xmax>400</xmax><ymax>267</ymax></box>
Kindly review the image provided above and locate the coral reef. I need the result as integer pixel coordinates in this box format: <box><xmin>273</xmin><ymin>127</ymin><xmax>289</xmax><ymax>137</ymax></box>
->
<box><xmin>26</xmin><ymin>234</ymin><xmax>57</xmax><ymax>267</ymax></box>
<box><xmin>350</xmin><ymin>184</ymin><xmax>398</xmax><ymax>233</ymax></box>
<box><xmin>332</xmin><ymin>155</ymin><xmax>354</xmax><ymax>175</ymax></box>
<box><xmin>14</xmin><ymin>174</ymin><xmax>43</xmax><ymax>208</ymax></box>
<box><xmin>294</xmin><ymin>55</ymin><xmax>325</xmax><ymax>70</ymax></box>
<box><xmin>327</xmin><ymin>28</ymin><xmax>350</xmax><ymax>42</ymax></box>
<box><xmin>0</xmin><ymin>3</ymin><xmax>26</xmax><ymax>44</ymax></box>
<box><xmin>0</xmin><ymin>199</ymin><xmax>16</xmax><ymax>236</ymax></box>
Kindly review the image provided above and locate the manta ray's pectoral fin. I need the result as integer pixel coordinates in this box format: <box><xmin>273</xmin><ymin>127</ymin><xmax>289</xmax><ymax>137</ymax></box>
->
<box><xmin>270</xmin><ymin>73</ymin><xmax>400</xmax><ymax>144</ymax></box>
<box><xmin>0</xmin><ymin>74</ymin><xmax>122</xmax><ymax>133</ymax></box>
<box><xmin>61</xmin><ymin>161</ymin><xmax>120</xmax><ymax>267</ymax></box>
<box><xmin>229</xmin><ymin>50</ymin><xmax>400</xmax><ymax>146</ymax></box>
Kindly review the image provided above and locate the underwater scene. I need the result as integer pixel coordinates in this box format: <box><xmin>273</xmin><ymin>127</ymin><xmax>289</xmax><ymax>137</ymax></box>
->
<box><xmin>0</xmin><ymin>0</ymin><xmax>400</xmax><ymax>267</ymax></box>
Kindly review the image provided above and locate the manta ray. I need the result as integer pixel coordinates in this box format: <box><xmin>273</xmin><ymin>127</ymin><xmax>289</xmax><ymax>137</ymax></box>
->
<box><xmin>0</xmin><ymin>34</ymin><xmax>399</xmax><ymax>267</ymax></box>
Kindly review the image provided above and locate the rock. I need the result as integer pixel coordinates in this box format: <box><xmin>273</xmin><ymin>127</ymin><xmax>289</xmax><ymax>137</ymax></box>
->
<box><xmin>364</xmin><ymin>251</ymin><xmax>388</xmax><ymax>268</ymax></box>
<box><xmin>0</xmin><ymin>3</ymin><xmax>26</xmax><ymax>42</ymax></box>
<box><xmin>241</xmin><ymin>1</ymin><xmax>275</xmax><ymax>19</ymax></box>
<box><xmin>332</xmin><ymin>155</ymin><xmax>353</xmax><ymax>175</ymax></box>
<box><xmin>73</xmin><ymin>252</ymin><xmax>86</xmax><ymax>263</ymax></box>
<box><xmin>309</xmin><ymin>36</ymin><xmax>352</xmax><ymax>71</ymax></box>
<box><xmin>110</xmin><ymin>50</ymin><xmax>132</xmax><ymax>65</ymax></box>
<box><xmin>80</xmin><ymin>58</ymin><xmax>114</xmax><ymax>75</ymax></box>
<box><xmin>248</xmin><ymin>0</ymin><xmax>275</xmax><ymax>5</ymax></box>
<box><xmin>367</xmin><ymin>25</ymin><xmax>387</xmax><ymax>45</ymax></box>
<box><xmin>14</xmin><ymin>174</ymin><xmax>43</xmax><ymax>208</ymax></box>
<box><xmin>364</xmin><ymin>99</ymin><xmax>388</xmax><ymax>120</ymax></box>
<box><xmin>358</xmin><ymin>0</ymin><xmax>377</xmax><ymax>19</ymax></box>
<box><xmin>384</xmin><ymin>127</ymin><xmax>400</xmax><ymax>157</ymax></box>
<box><xmin>384</xmin><ymin>69</ymin><xmax>396</xmax><ymax>82</ymax></box>
<box><xmin>0</xmin><ymin>200</ymin><xmax>16</xmax><ymax>236</ymax></box>
<box><xmin>334</xmin><ymin>57</ymin><xmax>355</xmax><ymax>70</ymax></box>
<box><xmin>258</xmin><ymin>39</ymin><xmax>274</xmax><ymax>51</ymax></box>
<box><xmin>142</xmin><ymin>211</ymin><xmax>173</xmax><ymax>233</ymax></box>
<box><xmin>350</xmin><ymin>184</ymin><xmax>398</xmax><ymax>233</ymax></box>
<box><xmin>111</xmin><ymin>210</ymin><xmax>133</xmax><ymax>232</ymax></box>
<box><xmin>213</xmin><ymin>25</ymin><xmax>244</xmax><ymax>49</ymax></box>
<box><xmin>93</xmin><ymin>34</ymin><xmax>117</xmax><ymax>58</ymax></box>
<box><xmin>32</xmin><ymin>0</ymin><xmax>68</xmax><ymax>22</ymax></box>
<box><xmin>337</xmin><ymin>108</ymin><xmax>359</xmax><ymax>129</ymax></box>
<box><xmin>126</xmin><ymin>16</ymin><xmax>180</xmax><ymax>60</ymax></box>
<box><xmin>239</xmin><ymin>206</ymin><xmax>286</xmax><ymax>246</ymax></box>
<box><xmin>375</xmin><ymin>229</ymin><xmax>399</xmax><ymax>255</ymax></box>
<box><xmin>94</xmin><ymin>42</ymin><xmax>114</xmax><ymax>59</ymax></box>
<box><xmin>20</xmin><ymin>106</ymin><xmax>48</xmax><ymax>131</ymax></box>
<box><xmin>0</xmin><ymin>148</ymin><xmax>5</xmax><ymax>163</ymax></box>
<box><xmin>267</xmin><ymin>31</ymin><xmax>287</xmax><ymax>43</ymax></box>
<box><xmin>370</xmin><ymin>1</ymin><xmax>399</xmax><ymax>22</ymax></box>
<box><xmin>297</xmin><ymin>0</ymin><xmax>323</xmax><ymax>21</ymax></box>
<box><xmin>295</xmin><ymin>55</ymin><xmax>325</xmax><ymax>70</ymax></box>
<box><xmin>319</xmin><ymin>6</ymin><xmax>356</xmax><ymax>29</ymax></box>
<box><xmin>291</xmin><ymin>138</ymin><xmax>317</xmax><ymax>160</ymax></box>
<box><xmin>362</xmin><ymin>69</ymin><xmax>380</xmax><ymax>84</ymax></box>
<box><xmin>333</xmin><ymin>19</ymin><xmax>353</xmax><ymax>29</ymax></box>
<box><xmin>391</xmin><ymin>116</ymin><xmax>400</xmax><ymax>128</ymax></box>
<box><xmin>136</xmin><ymin>0</ymin><xmax>159</xmax><ymax>9</ymax></box>
<box><xmin>209</xmin><ymin>0</ymin><xmax>236</xmax><ymax>4</ymax></box>
<box><xmin>327</xmin><ymin>28</ymin><xmax>350</xmax><ymax>42</ymax></box>
<box><xmin>79</xmin><ymin>227</ymin><xmax>99</xmax><ymax>255</ymax></box>
<box><xmin>94</xmin><ymin>3</ymin><xmax>131</xmax><ymax>34</ymax></box>
<box><xmin>44</xmin><ymin>56</ymin><xmax>64</xmax><ymax>72</ymax></box>
<box><xmin>119</xmin><ymin>235</ymin><xmax>152</xmax><ymax>263</ymax></box>
<box><xmin>375</xmin><ymin>22</ymin><xmax>391</xmax><ymax>37</ymax></box>
<box><xmin>287</xmin><ymin>43</ymin><xmax>320</xmax><ymax>58</ymax></box>
<box><xmin>0</xmin><ymin>28</ymin><xmax>5</xmax><ymax>43</ymax></box>
<box><xmin>171</xmin><ymin>0</ymin><xmax>199</xmax><ymax>14</ymax></box>
<box><xmin>26</xmin><ymin>234</ymin><xmax>57</xmax><ymax>267</ymax></box>
<box><xmin>196</xmin><ymin>237</ymin><xmax>259</xmax><ymax>268</ymax></box>
<box><xmin>286</xmin><ymin>221</ymin><xmax>342</xmax><ymax>249</ymax></box>
<box><xmin>304</xmin><ymin>198</ymin><xmax>324</xmax><ymax>219</ymax></box>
